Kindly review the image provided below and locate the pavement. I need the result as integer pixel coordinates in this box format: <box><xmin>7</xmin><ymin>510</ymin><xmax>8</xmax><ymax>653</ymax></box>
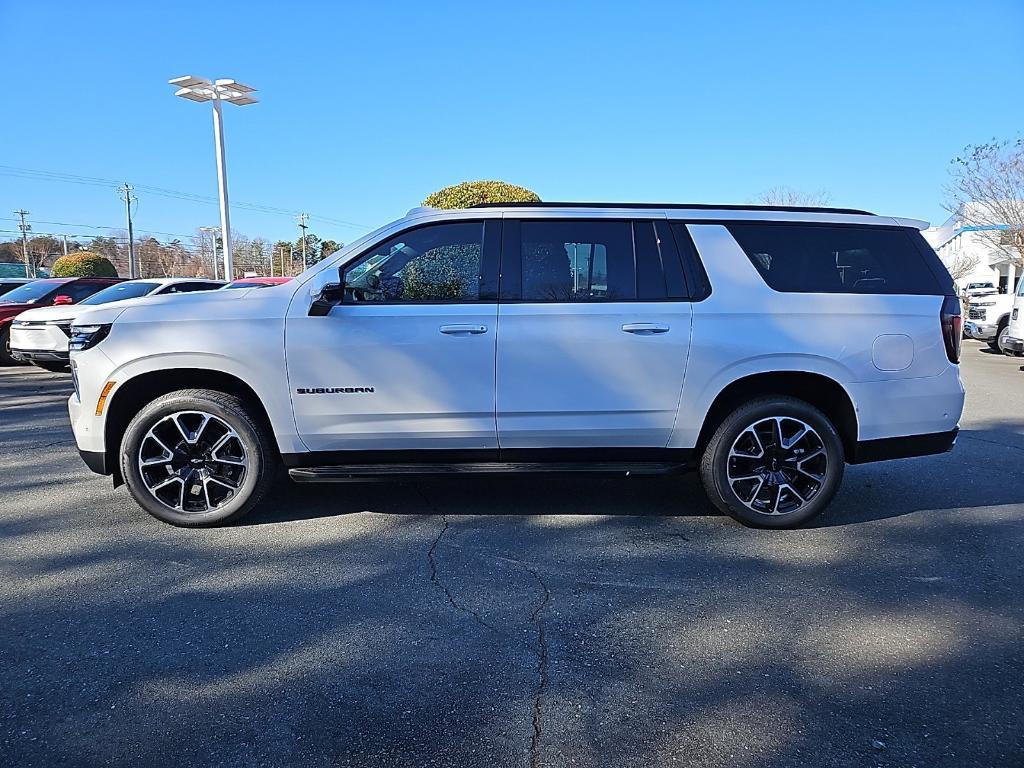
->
<box><xmin>1</xmin><ymin>341</ymin><xmax>1022</xmax><ymax>767</ymax></box>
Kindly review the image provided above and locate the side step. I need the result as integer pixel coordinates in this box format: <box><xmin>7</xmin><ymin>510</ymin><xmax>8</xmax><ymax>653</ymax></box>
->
<box><xmin>288</xmin><ymin>462</ymin><xmax>685</xmax><ymax>483</ymax></box>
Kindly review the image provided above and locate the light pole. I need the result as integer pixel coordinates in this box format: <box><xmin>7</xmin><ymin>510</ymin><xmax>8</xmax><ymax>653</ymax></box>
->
<box><xmin>168</xmin><ymin>75</ymin><xmax>258</xmax><ymax>281</ymax></box>
<box><xmin>199</xmin><ymin>226</ymin><xmax>221</xmax><ymax>280</ymax></box>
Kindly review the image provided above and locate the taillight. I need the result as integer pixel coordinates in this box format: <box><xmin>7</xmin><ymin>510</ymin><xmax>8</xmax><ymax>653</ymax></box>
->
<box><xmin>941</xmin><ymin>295</ymin><xmax>961</xmax><ymax>363</ymax></box>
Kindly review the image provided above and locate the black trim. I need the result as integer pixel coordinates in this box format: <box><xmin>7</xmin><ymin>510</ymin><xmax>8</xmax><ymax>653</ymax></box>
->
<box><xmin>12</xmin><ymin>349</ymin><xmax>70</xmax><ymax>362</ymax></box>
<box><xmin>470</xmin><ymin>202</ymin><xmax>875</xmax><ymax>215</ymax></box>
<box><xmin>281</xmin><ymin>446</ymin><xmax>694</xmax><ymax>469</ymax></box>
<box><xmin>849</xmin><ymin>429</ymin><xmax>958</xmax><ymax>464</ymax></box>
<box><xmin>78</xmin><ymin>448</ymin><xmax>109</xmax><ymax>475</ymax></box>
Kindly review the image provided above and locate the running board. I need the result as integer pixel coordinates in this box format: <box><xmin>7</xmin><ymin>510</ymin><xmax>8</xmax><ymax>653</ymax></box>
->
<box><xmin>288</xmin><ymin>462</ymin><xmax>685</xmax><ymax>483</ymax></box>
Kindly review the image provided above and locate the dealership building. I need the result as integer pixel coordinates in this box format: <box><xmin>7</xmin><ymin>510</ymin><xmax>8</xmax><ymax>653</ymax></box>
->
<box><xmin>924</xmin><ymin>205</ymin><xmax>1020</xmax><ymax>294</ymax></box>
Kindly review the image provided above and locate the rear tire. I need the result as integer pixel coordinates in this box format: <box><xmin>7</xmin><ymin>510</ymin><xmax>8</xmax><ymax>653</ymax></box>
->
<box><xmin>699</xmin><ymin>396</ymin><xmax>845</xmax><ymax>528</ymax></box>
<box><xmin>120</xmin><ymin>389</ymin><xmax>276</xmax><ymax>527</ymax></box>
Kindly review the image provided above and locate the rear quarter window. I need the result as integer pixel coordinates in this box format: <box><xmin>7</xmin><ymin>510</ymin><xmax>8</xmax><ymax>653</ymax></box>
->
<box><xmin>727</xmin><ymin>223</ymin><xmax>946</xmax><ymax>295</ymax></box>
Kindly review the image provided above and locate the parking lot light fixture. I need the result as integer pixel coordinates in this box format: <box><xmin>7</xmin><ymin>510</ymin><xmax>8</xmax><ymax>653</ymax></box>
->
<box><xmin>168</xmin><ymin>75</ymin><xmax>258</xmax><ymax>280</ymax></box>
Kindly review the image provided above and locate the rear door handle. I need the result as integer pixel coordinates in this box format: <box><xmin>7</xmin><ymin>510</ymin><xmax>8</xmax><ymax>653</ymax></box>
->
<box><xmin>440</xmin><ymin>324</ymin><xmax>488</xmax><ymax>335</ymax></box>
<box><xmin>621</xmin><ymin>322</ymin><xmax>670</xmax><ymax>335</ymax></box>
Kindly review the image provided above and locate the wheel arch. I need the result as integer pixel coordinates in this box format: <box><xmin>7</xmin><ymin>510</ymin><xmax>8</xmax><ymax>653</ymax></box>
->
<box><xmin>694</xmin><ymin>371</ymin><xmax>859</xmax><ymax>460</ymax></box>
<box><xmin>103</xmin><ymin>368</ymin><xmax>277</xmax><ymax>487</ymax></box>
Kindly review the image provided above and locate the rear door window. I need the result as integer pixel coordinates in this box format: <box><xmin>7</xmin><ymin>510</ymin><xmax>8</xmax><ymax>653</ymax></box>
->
<box><xmin>519</xmin><ymin>221</ymin><xmax>636</xmax><ymax>302</ymax></box>
<box><xmin>727</xmin><ymin>224</ymin><xmax>944</xmax><ymax>295</ymax></box>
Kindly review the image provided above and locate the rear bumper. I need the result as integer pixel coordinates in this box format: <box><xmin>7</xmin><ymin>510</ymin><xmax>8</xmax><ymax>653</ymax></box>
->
<box><xmin>1003</xmin><ymin>335</ymin><xmax>1024</xmax><ymax>353</ymax></box>
<box><xmin>849</xmin><ymin>428</ymin><xmax>958</xmax><ymax>464</ymax></box>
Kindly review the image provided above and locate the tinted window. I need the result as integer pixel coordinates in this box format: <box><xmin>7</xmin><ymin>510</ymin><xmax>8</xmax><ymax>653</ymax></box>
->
<box><xmin>59</xmin><ymin>281</ymin><xmax>117</xmax><ymax>303</ymax></box>
<box><xmin>728</xmin><ymin>224</ymin><xmax>943</xmax><ymax>295</ymax></box>
<box><xmin>520</xmin><ymin>221</ymin><xmax>635</xmax><ymax>302</ymax></box>
<box><xmin>161</xmin><ymin>282</ymin><xmax>222</xmax><ymax>294</ymax></box>
<box><xmin>80</xmin><ymin>282</ymin><xmax>159</xmax><ymax>305</ymax></box>
<box><xmin>0</xmin><ymin>280</ymin><xmax>64</xmax><ymax>304</ymax></box>
<box><xmin>345</xmin><ymin>222</ymin><xmax>484</xmax><ymax>302</ymax></box>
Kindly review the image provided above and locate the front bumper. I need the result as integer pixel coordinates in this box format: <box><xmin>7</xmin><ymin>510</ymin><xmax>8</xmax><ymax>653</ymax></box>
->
<box><xmin>963</xmin><ymin>321</ymin><xmax>997</xmax><ymax>341</ymax></box>
<box><xmin>11</xmin><ymin>348</ymin><xmax>70</xmax><ymax>363</ymax></box>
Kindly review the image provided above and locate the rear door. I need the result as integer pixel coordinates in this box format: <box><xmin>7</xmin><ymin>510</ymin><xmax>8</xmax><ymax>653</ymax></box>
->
<box><xmin>287</xmin><ymin>219</ymin><xmax>501</xmax><ymax>452</ymax></box>
<box><xmin>496</xmin><ymin>218</ymin><xmax>692</xmax><ymax>448</ymax></box>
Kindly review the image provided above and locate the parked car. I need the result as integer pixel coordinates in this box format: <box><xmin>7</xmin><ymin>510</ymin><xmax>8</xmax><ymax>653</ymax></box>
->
<box><xmin>222</xmin><ymin>276</ymin><xmax>294</xmax><ymax>289</ymax></box>
<box><xmin>962</xmin><ymin>281</ymin><xmax>997</xmax><ymax>298</ymax></box>
<box><xmin>0</xmin><ymin>278</ymin><xmax>34</xmax><ymax>298</ymax></box>
<box><xmin>67</xmin><ymin>202</ymin><xmax>964</xmax><ymax>529</ymax></box>
<box><xmin>9</xmin><ymin>278</ymin><xmax>225</xmax><ymax>371</ymax></box>
<box><xmin>963</xmin><ymin>289</ymin><xmax>1016</xmax><ymax>353</ymax></box>
<box><xmin>0</xmin><ymin>277</ymin><xmax>123</xmax><ymax>365</ymax></box>
<box><xmin>1000</xmin><ymin>278</ymin><xmax>1024</xmax><ymax>356</ymax></box>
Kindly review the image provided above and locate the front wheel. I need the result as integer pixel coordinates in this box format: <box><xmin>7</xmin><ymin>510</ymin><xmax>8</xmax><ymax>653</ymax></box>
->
<box><xmin>120</xmin><ymin>389</ymin><xmax>277</xmax><ymax>527</ymax></box>
<box><xmin>995</xmin><ymin>324</ymin><xmax>1013</xmax><ymax>355</ymax></box>
<box><xmin>699</xmin><ymin>397</ymin><xmax>845</xmax><ymax>528</ymax></box>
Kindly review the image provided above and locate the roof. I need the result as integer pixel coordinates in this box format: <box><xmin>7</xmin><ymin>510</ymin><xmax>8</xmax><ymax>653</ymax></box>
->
<box><xmin>470</xmin><ymin>201</ymin><xmax>876</xmax><ymax>215</ymax></box>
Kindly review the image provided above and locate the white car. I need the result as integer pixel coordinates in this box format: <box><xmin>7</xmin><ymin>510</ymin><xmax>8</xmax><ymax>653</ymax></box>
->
<box><xmin>1001</xmin><ymin>278</ymin><xmax>1024</xmax><ymax>356</ymax></box>
<box><xmin>66</xmin><ymin>202</ymin><xmax>965</xmax><ymax>529</ymax></box>
<box><xmin>962</xmin><ymin>290</ymin><xmax>1016</xmax><ymax>353</ymax></box>
<box><xmin>963</xmin><ymin>281</ymin><xmax>996</xmax><ymax>298</ymax></box>
<box><xmin>11</xmin><ymin>278</ymin><xmax>223</xmax><ymax>371</ymax></box>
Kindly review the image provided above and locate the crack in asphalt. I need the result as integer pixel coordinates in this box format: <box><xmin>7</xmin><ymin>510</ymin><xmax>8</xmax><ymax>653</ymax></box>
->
<box><xmin>420</xmin><ymin>489</ymin><xmax>500</xmax><ymax>634</ymax></box>
<box><xmin>524</xmin><ymin>564</ymin><xmax>551</xmax><ymax>768</ymax></box>
<box><xmin>417</xmin><ymin>485</ymin><xmax>554</xmax><ymax>767</ymax></box>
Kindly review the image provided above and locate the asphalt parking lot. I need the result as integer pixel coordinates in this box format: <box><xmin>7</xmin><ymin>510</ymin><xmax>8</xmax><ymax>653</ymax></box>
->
<box><xmin>1</xmin><ymin>342</ymin><xmax>1022</xmax><ymax>768</ymax></box>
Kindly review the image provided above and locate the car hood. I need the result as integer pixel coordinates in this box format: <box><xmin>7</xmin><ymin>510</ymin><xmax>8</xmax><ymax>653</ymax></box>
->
<box><xmin>10</xmin><ymin>304</ymin><xmax>80</xmax><ymax>323</ymax></box>
<box><xmin>70</xmin><ymin>284</ymin><xmax>261</xmax><ymax>327</ymax></box>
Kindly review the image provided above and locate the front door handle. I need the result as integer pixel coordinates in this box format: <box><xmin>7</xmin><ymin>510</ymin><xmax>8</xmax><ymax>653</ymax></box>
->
<box><xmin>440</xmin><ymin>324</ymin><xmax>488</xmax><ymax>335</ymax></box>
<box><xmin>621</xmin><ymin>322</ymin><xmax>670</xmax><ymax>335</ymax></box>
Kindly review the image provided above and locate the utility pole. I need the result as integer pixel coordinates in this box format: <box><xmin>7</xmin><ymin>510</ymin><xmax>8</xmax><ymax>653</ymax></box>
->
<box><xmin>14</xmin><ymin>210</ymin><xmax>31</xmax><ymax>278</ymax></box>
<box><xmin>120</xmin><ymin>183</ymin><xmax>138</xmax><ymax>278</ymax></box>
<box><xmin>297</xmin><ymin>213</ymin><xmax>309</xmax><ymax>272</ymax></box>
<box><xmin>61</xmin><ymin>234</ymin><xmax>73</xmax><ymax>257</ymax></box>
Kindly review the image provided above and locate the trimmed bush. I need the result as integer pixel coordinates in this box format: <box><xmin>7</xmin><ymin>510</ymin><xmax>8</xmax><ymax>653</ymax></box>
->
<box><xmin>51</xmin><ymin>251</ymin><xmax>118</xmax><ymax>278</ymax></box>
<box><xmin>423</xmin><ymin>180</ymin><xmax>540</xmax><ymax>209</ymax></box>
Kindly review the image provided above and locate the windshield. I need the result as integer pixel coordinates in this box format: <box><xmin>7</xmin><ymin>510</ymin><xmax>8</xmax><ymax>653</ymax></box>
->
<box><xmin>0</xmin><ymin>280</ymin><xmax>62</xmax><ymax>305</ymax></box>
<box><xmin>80</xmin><ymin>281</ymin><xmax>160</xmax><ymax>305</ymax></box>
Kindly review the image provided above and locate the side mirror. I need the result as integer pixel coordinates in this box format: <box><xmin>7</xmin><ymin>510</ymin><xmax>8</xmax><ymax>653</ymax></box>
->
<box><xmin>53</xmin><ymin>295</ymin><xmax>74</xmax><ymax>306</ymax></box>
<box><xmin>308</xmin><ymin>282</ymin><xmax>343</xmax><ymax>317</ymax></box>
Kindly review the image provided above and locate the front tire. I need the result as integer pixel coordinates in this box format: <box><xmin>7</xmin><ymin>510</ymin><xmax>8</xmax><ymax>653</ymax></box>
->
<box><xmin>699</xmin><ymin>396</ymin><xmax>845</xmax><ymax>528</ymax></box>
<box><xmin>995</xmin><ymin>323</ymin><xmax>1012</xmax><ymax>355</ymax></box>
<box><xmin>120</xmin><ymin>389</ymin><xmax>276</xmax><ymax>527</ymax></box>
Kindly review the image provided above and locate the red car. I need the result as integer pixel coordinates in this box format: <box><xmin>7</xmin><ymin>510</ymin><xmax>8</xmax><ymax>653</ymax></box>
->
<box><xmin>222</xmin><ymin>276</ymin><xmax>294</xmax><ymax>289</ymax></box>
<box><xmin>0</xmin><ymin>277</ymin><xmax>123</xmax><ymax>365</ymax></box>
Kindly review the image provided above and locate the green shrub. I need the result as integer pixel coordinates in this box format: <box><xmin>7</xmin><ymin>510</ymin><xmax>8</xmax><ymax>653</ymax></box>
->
<box><xmin>423</xmin><ymin>180</ymin><xmax>540</xmax><ymax>209</ymax></box>
<box><xmin>50</xmin><ymin>251</ymin><xmax>118</xmax><ymax>278</ymax></box>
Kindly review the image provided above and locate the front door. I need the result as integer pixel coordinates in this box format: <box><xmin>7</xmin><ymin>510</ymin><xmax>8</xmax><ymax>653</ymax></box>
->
<box><xmin>496</xmin><ymin>218</ymin><xmax>692</xmax><ymax>448</ymax></box>
<box><xmin>287</xmin><ymin>219</ymin><xmax>500</xmax><ymax>452</ymax></box>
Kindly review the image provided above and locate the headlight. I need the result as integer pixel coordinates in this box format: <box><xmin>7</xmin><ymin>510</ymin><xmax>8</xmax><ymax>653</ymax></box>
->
<box><xmin>974</xmin><ymin>301</ymin><xmax>997</xmax><ymax>306</ymax></box>
<box><xmin>69</xmin><ymin>323</ymin><xmax>112</xmax><ymax>351</ymax></box>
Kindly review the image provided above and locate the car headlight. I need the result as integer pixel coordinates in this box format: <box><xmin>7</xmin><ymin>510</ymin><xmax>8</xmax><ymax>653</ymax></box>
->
<box><xmin>69</xmin><ymin>323</ymin><xmax>112</xmax><ymax>351</ymax></box>
<box><xmin>973</xmin><ymin>301</ymin><xmax>997</xmax><ymax>306</ymax></box>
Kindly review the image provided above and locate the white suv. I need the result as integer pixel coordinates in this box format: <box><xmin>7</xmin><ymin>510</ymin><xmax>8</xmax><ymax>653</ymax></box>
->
<box><xmin>66</xmin><ymin>203</ymin><xmax>965</xmax><ymax>528</ymax></box>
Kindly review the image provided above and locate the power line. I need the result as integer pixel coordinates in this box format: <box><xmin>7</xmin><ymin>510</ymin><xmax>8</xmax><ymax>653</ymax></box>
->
<box><xmin>0</xmin><ymin>164</ymin><xmax>370</xmax><ymax>230</ymax></box>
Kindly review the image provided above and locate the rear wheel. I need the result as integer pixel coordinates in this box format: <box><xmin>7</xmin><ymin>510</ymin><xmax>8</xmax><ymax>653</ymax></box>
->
<box><xmin>699</xmin><ymin>396</ymin><xmax>845</xmax><ymax>528</ymax></box>
<box><xmin>120</xmin><ymin>389</ymin><xmax>276</xmax><ymax>527</ymax></box>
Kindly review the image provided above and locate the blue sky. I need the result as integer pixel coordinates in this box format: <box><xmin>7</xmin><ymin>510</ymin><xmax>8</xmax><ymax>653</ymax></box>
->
<box><xmin>2</xmin><ymin>0</ymin><xmax>1023</xmax><ymax>248</ymax></box>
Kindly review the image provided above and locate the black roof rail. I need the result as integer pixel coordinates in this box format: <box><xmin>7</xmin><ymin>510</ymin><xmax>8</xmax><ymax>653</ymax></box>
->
<box><xmin>469</xmin><ymin>201</ymin><xmax>876</xmax><ymax>216</ymax></box>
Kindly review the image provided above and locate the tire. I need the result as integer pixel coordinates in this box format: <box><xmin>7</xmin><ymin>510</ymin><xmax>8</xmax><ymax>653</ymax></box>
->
<box><xmin>995</xmin><ymin>323</ymin><xmax>1012</xmax><ymax>355</ymax></box>
<box><xmin>34</xmin><ymin>361</ymin><xmax>71</xmax><ymax>373</ymax></box>
<box><xmin>699</xmin><ymin>396</ymin><xmax>845</xmax><ymax>529</ymax></box>
<box><xmin>0</xmin><ymin>326</ymin><xmax>20</xmax><ymax>366</ymax></box>
<box><xmin>120</xmin><ymin>389</ymin><xmax>277</xmax><ymax>527</ymax></box>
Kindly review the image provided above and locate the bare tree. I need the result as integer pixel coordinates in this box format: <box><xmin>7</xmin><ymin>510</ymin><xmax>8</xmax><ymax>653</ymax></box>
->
<box><xmin>945</xmin><ymin>138</ymin><xmax>1024</xmax><ymax>269</ymax></box>
<box><xmin>755</xmin><ymin>186</ymin><xmax>833</xmax><ymax>207</ymax></box>
<box><xmin>946</xmin><ymin>251</ymin><xmax>981</xmax><ymax>282</ymax></box>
